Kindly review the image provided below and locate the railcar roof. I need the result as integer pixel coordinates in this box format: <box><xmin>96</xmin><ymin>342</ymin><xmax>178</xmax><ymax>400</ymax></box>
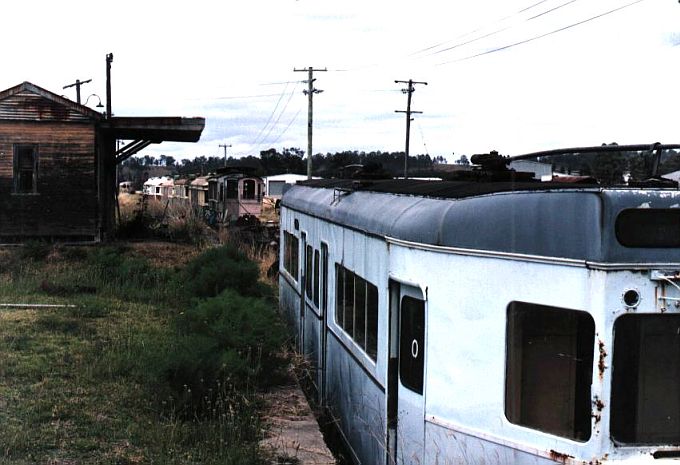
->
<box><xmin>283</xmin><ymin>178</ymin><xmax>680</xmax><ymax>265</ymax></box>
<box><xmin>297</xmin><ymin>178</ymin><xmax>600</xmax><ymax>199</ymax></box>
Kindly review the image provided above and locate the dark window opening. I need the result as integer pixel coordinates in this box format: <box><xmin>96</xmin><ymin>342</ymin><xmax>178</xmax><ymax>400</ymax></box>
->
<box><xmin>611</xmin><ymin>315</ymin><xmax>680</xmax><ymax>444</ymax></box>
<box><xmin>313</xmin><ymin>250</ymin><xmax>320</xmax><ymax>307</ymax></box>
<box><xmin>283</xmin><ymin>231</ymin><xmax>299</xmax><ymax>281</ymax></box>
<box><xmin>14</xmin><ymin>144</ymin><xmax>38</xmax><ymax>194</ymax></box>
<box><xmin>335</xmin><ymin>263</ymin><xmax>378</xmax><ymax>361</ymax></box>
<box><xmin>305</xmin><ymin>244</ymin><xmax>313</xmax><ymax>299</ymax></box>
<box><xmin>321</xmin><ymin>244</ymin><xmax>328</xmax><ymax>313</ymax></box>
<box><xmin>505</xmin><ymin>302</ymin><xmax>594</xmax><ymax>441</ymax></box>
<box><xmin>343</xmin><ymin>268</ymin><xmax>355</xmax><ymax>337</ymax></box>
<box><xmin>400</xmin><ymin>296</ymin><xmax>424</xmax><ymax>394</ymax></box>
<box><xmin>354</xmin><ymin>275</ymin><xmax>367</xmax><ymax>351</ymax></box>
<box><xmin>616</xmin><ymin>209</ymin><xmax>680</xmax><ymax>248</ymax></box>
<box><xmin>366</xmin><ymin>284</ymin><xmax>378</xmax><ymax>360</ymax></box>
<box><xmin>226</xmin><ymin>180</ymin><xmax>238</xmax><ymax>199</ymax></box>
<box><xmin>335</xmin><ymin>265</ymin><xmax>345</xmax><ymax>327</ymax></box>
<box><xmin>242</xmin><ymin>179</ymin><xmax>256</xmax><ymax>200</ymax></box>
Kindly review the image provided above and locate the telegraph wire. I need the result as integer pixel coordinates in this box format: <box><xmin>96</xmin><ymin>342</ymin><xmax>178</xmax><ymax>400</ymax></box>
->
<box><xmin>424</xmin><ymin>0</ymin><xmax>581</xmax><ymax>57</ymax></box>
<box><xmin>258</xmin><ymin>81</ymin><xmax>299</xmax><ymax>147</ymax></box>
<box><xmin>270</xmin><ymin>107</ymin><xmax>303</xmax><ymax>146</ymax></box>
<box><xmin>437</xmin><ymin>0</ymin><xmax>647</xmax><ymax>65</ymax></box>
<box><xmin>254</xmin><ymin>81</ymin><xmax>300</xmax><ymax>153</ymax></box>
<box><xmin>252</xmin><ymin>81</ymin><xmax>291</xmax><ymax>147</ymax></box>
<box><xmin>527</xmin><ymin>0</ymin><xmax>579</xmax><ymax>21</ymax></box>
<box><xmin>410</xmin><ymin>0</ymin><xmax>559</xmax><ymax>57</ymax></box>
<box><xmin>214</xmin><ymin>93</ymin><xmax>283</xmax><ymax>100</ymax></box>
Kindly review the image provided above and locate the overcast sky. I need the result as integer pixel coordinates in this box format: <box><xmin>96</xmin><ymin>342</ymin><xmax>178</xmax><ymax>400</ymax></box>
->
<box><xmin>1</xmin><ymin>0</ymin><xmax>678</xmax><ymax>162</ymax></box>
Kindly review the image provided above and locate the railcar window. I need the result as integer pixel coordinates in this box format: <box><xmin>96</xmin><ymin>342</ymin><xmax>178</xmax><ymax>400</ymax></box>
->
<box><xmin>343</xmin><ymin>269</ymin><xmax>355</xmax><ymax>336</ymax></box>
<box><xmin>354</xmin><ymin>275</ymin><xmax>367</xmax><ymax>351</ymax></box>
<box><xmin>611</xmin><ymin>315</ymin><xmax>680</xmax><ymax>444</ymax></box>
<box><xmin>242</xmin><ymin>179</ymin><xmax>256</xmax><ymax>200</ymax></box>
<box><xmin>305</xmin><ymin>245</ymin><xmax>313</xmax><ymax>299</ymax></box>
<box><xmin>400</xmin><ymin>296</ymin><xmax>425</xmax><ymax>394</ymax></box>
<box><xmin>283</xmin><ymin>231</ymin><xmax>299</xmax><ymax>281</ymax></box>
<box><xmin>335</xmin><ymin>264</ymin><xmax>345</xmax><ymax>327</ymax></box>
<box><xmin>313</xmin><ymin>250</ymin><xmax>320</xmax><ymax>307</ymax></box>
<box><xmin>616</xmin><ymin>209</ymin><xmax>680</xmax><ymax>248</ymax></box>
<box><xmin>321</xmin><ymin>244</ymin><xmax>328</xmax><ymax>313</ymax></box>
<box><xmin>335</xmin><ymin>264</ymin><xmax>378</xmax><ymax>361</ymax></box>
<box><xmin>505</xmin><ymin>302</ymin><xmax>594</xmax><ymax>441</ymax></box>
<box><xmin>366</xmin><ymin>284</ymin><xmax>378</xmax><ymax>360</ymax></box>
<box><xmin>226</xmin><ymin>180</ymin><xmax>238</xmax><ymax>199</ymax></box>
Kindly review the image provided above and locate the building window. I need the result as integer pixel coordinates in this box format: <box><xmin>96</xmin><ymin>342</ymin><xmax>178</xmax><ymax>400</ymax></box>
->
<box><xmin>283</xmin><ymin>231</ymin><xmax>299</xmax><ymax>281</ymax></box>
<box><xmin>335</xmin><ymin>264</ymin><xmax>379</xmax><ymax>361</ymax></box>
<box><xmin>242</xmin><ymin>179</ymin><xmax>256</xmax><ymax>200</ymax></box>
<box><xmin>505</xmin><ymin>301</ymin><xmax>594</xmax><ymax>441</ymax></box>
<box><xmin>611</xmin><ymin>314</ymin><xmax>680</xmax><ymax>444</ymax></box>
<box><xmin>14</xmin><ymin>144</ymin><xmax>38</xmax><ymax>194</ymax></box>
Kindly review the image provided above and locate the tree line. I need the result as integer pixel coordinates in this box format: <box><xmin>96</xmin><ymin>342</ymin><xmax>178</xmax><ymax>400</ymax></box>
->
<box><xmin>119</xmin><ymin>148</ymin><xmax>452</xmax><ymax>186</ymax></box>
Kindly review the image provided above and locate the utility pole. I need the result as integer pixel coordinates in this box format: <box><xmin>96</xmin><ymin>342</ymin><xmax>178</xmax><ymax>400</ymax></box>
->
<box><xmin>219</xmin><ymin>144</ymin><xmax>232</xmax><ymax>167</ymax></box>
<box><xmin>106</xmin><ymin>53</ymin><xmax>113</xmax><ymax>119</ymax></box>
<box><xmin>294</xmin><ymin>66</ymin><xmax>327</xmax><ymax>179</ymax></box>
<box><xmin>395</xmin><ymin>79</ymin><xmax>427</xmax><ymax>179</ymax></box>
<box><xmin>63</xmin><ymin>78</ymin><xmax>92</xmax><ymax>104</ymax></box>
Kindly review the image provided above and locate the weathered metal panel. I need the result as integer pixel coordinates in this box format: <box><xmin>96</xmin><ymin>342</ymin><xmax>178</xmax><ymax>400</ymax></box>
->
<box><xmin>325</xmin><ymin>333</ymin><xmax>386</xmax><ymax>465</ymax></box>
<box><xmin>282</xmin><ymin>185</ymin><xmax>680</xmax><ymax>264</ymax></box>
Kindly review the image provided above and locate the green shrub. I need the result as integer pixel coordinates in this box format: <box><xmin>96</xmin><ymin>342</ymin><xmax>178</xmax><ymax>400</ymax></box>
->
<box><xmin>165</xmin><ymin>289</ymin><xmax>287</xmax><ymax>415</ymax></box>
<box><xmin>20</xmin><ymin>240</ymin><xmax>51</xmax><ymax>262</ymax></box>
<box><xmin>178</xmin><ymin>244</ymin><xmax>266</xmax><ymax>301</ymax></box>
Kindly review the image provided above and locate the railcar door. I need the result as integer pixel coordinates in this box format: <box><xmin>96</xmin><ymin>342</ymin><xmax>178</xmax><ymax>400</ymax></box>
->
<box><xmin>387</xmin><ymin>280</ymin><xmax>426</xmax><ymax>465</ymax></box>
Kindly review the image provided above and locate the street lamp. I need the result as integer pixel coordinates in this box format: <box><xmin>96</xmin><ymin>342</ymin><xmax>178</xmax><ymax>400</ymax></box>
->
<box><xmin>83</xmin><ymin>94</ymin><xmax>104</xmax><ymax>109</ymax></box>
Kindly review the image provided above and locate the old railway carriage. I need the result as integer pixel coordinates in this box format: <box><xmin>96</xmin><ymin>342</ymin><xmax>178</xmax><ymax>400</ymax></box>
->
<box><xmin>279</xmin><ymin>145</ymin><xmax>680</xmax><ymax>465</ymax></box>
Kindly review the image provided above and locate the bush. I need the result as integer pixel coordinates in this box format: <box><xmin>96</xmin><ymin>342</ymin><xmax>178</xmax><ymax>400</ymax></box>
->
<box><xmin>178</xmin><ymin>244</ymin><xmax>269</xmax><ymax>301</ymax></box>
<box><xmin>165</xmin><ymin>289</ymin><xmax>287</xmax><ymax>415</ymax></box>
<box><xmin>20</xmin><ymin>240</ymin><xmax>51</xmax><ymax>262</ymax></box>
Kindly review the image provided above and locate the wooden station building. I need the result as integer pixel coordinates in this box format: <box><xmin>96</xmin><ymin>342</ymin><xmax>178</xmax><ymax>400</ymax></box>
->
<box><xmin>0</xmin><ymin>81</ymin><xmax>204</xmax><ymax>242</ymax></box>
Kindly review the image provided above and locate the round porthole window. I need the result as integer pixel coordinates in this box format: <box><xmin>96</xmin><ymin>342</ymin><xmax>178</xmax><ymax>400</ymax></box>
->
<box><xmin>623</xmin><ymin>289</ymin><xmax>641</xmax><ymax>308</ymax></box>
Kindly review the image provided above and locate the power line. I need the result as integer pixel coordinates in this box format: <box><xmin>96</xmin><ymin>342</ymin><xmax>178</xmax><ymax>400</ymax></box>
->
<box><xmin>410</xmin><ymin>0</ymin><xmax>560</xmax><ymax>57</ymax></box>
<box><xmin>438</xmin><ymin>0</ymin><xmax>647</xmax><ymax>65</ymax></box>
<box><xmin>256</xmin><ymin>81</ymin><xmax>300</xmax><ymax>151</ymax></box>
<box><xmin>423</xmin><ymin>0</ymin><xmax>582</xmax><ymax>58</ymax></box>
<box><xmin>252</xmin><ymin>82</ymin><xmax>291</xmax><ymax>147</ymax></box>
<box><xmin>270</xmin><ymin>108</ymin><xmax>303</xmax><ymax>146</ymax></box>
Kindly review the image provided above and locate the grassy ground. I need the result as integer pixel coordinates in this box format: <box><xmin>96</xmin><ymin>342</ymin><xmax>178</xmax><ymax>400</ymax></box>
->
<box><xmin>0</xmin><ymin>241</ymin><xmax>283</xmax><ymax>465</ymax></box>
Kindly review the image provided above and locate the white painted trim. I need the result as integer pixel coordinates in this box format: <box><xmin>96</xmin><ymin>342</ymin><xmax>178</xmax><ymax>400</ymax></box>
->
<box><xmin>386</xmin><ymin>236</ymin><xmax>586</xmax><ymax>267</ymax></box>
<box><xmin>386</xmin><ymin>236</ymin><xmax>680</xmax><ymax>271</ymax></box>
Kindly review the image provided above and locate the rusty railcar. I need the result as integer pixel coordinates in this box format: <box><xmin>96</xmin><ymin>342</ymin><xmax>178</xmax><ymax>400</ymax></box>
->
<box><xmin>279</xmin><ymin>144</ymin><xmax>680</xmax><ymax>464</ymax></box>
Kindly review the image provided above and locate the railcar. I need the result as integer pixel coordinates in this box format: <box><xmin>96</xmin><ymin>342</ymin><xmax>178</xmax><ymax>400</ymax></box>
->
<box><xmin>279</xmin><ymin>144</ymin><xmax>680</xmax><ymax>464</ymax></box>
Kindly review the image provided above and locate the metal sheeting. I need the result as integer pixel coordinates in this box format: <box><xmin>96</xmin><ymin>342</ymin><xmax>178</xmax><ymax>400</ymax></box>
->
<box><xmin>282</xmin><ymin>183</ymin><xmax>680</xmax><ymax>264</ymax></box>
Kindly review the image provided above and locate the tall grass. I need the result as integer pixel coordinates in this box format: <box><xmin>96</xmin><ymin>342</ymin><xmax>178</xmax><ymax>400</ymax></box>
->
<box><xmin>0</xmin><ymin>240</ymin><xmax>287</xmax><ymax>465</ymax></box>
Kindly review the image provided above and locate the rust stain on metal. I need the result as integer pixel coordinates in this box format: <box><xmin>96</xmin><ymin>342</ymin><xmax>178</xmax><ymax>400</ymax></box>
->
<box><xmin>598</xmin><ymin>340</ymin><xmax>607</xmax><ymax>378</ymax></box>
<box><xmin>591</xmin><ymin>396</ymin><xmax>605</xmax><ymax>424</ymax></box>
<box><xmin>549</xmin><ymin>449</ymin><xmax>573</xmax><ymax>463</ymax></box>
